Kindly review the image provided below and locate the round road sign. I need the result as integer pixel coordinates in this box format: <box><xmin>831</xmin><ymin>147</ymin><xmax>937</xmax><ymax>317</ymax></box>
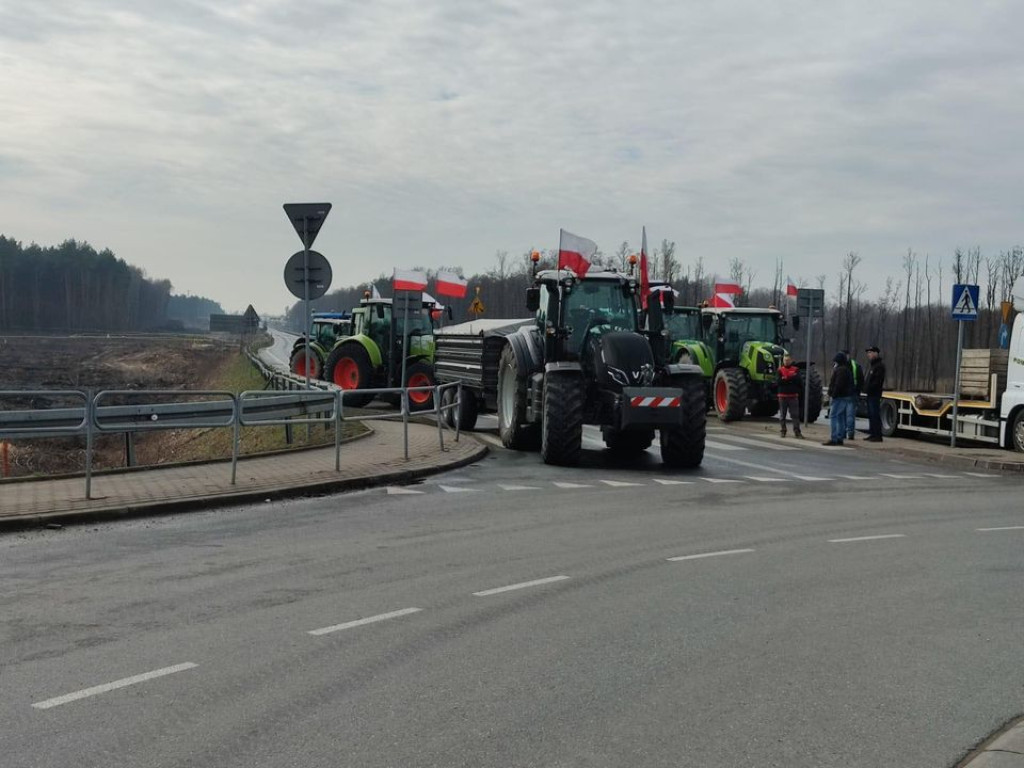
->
<box><xmin>284</xmin><ymin>250</ymin><xmax>333</xmax><ymax>300</ymax></box>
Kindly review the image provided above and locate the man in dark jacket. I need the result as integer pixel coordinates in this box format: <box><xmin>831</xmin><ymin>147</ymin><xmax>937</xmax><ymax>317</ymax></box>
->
<box><xmin>864</xmin><ymin>346</ymin><xmax>887</xmax><ymax>442</ymax></box>
<box><xmin>776</xmin><ymin>354</ymin><xmax>804</xmax><ymax>438</ymax></box>
<box><xmin>825</xmin><ymin>352</ymin><xmax>854</xmax><ymax>445</ymax></box>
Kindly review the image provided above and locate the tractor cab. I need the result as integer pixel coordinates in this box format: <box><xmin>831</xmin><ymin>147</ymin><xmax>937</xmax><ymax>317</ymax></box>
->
<box><xmin>701</xmin><ymin>307</ymin><xmax>786</xmax><ymax>370</ymax></box>
<box><xmin>308</xmin><ymin>312</ymin><xmax>351</xmax><ymax>348</ymax></box>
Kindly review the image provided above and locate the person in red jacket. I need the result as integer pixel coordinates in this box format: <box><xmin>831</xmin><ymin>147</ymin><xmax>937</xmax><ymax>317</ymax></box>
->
<box><xmin>776</xmin><ymin>354</ymin><xmax>804</xmax><ymax>438</ymax></box>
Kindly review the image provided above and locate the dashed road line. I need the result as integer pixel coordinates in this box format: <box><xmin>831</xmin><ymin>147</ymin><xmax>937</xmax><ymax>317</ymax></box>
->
<box><xmin>386</xmin><ymin>486</ymin><xmax>424</xmax><ymax>495</ymax></box>
<box><xmin>828</xmin><ymin>534</ymin><xmax>907</xmax><ymax>543</ymax></box>
<box><xmin>308</xmin><ymin>607</ymin><xmax>422</xmax><ymax>636</ymax></box>
<box><xmin>704</xmin><ymin>440</ymin><xmax>747</xmax><ymax>451</ymax></box>
<box><xmin>473</xmin><ymin>575</ymin><xmax>570</xmax><ymax>597</ymax></box>
<box><xmin>793</xmin><ymin>475</ymin><xmax>829</xmax><ymax>481</ymax></box>
<box><xmin>745</xmin><ymin>476</ymin><xmax>788</xmax><ymax>482</ymax></box>
<box><xmin>439</xmin><ymin>485</ymin><xmax>479</xmax><ymax>493</ymax></box>
<box><xmin>711</xmin><ymin>434</ymin><xmax>800</xmax><ymax>451</ymax></box>
<box><xmin>600</xmin><ymin>480</ymin><xmax>644</xmax><ymax>487</ymax></box>
<box><xmin>553</xmin><ymin>481</ymin><xmax>593</xmax><ymax>489</ymax></box>
<box><xmin>839</xmin><ymin>475</ymin><xmax>876</xmax><ymax>480</ymax></box>
<box><xmin>964</xmin><ymin>472</ymin><xmax>1000</xmax><ymax>478</ymax></box>
<box><xmin>667</xmin><ymin>548</ymin><xmax>755</xmax><ymax>562</ymax></box>
<box><xmin>497</xmin><ymin>484</ymin><xmax>541</xmax><ymax>491</ymax></box>
<box><xmin>653</xmin><ymin>478</ymin><xmax>693</xmax><ymax>485</ymax></box>
<box><xmin>32</xmin><ymin>663</ymin><xmax>198</xmax><ymax>710</ymax></box>
<box><xmin>880</xmin><ymin>473</ymin><xmax>926</xmax><ymax>479</ymax></box>
<box><xmin>976</xmin><ymin>526</ymin><xmax>1024</xmax><ymax>532</ymax></box>
<box><xmin>702</xmin><ymin>477</ymin><xmax>743</xmax><ymax>484</ymax></box>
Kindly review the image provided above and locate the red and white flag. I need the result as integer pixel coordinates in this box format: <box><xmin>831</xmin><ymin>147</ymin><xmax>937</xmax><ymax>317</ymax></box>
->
<box><xmin>714</xmin><ymin>282</ymin><xmax>742</xmax><ymax>295</ymax></box>
<box><xmin>710</xmin><ymin>293</ymin><xmax>735</xmax><ymax>308</ymax></box>
<box><xmin>393</xmin><ymin>268</ymin><xmax>427</xmax><ymax>292</ymax></box>
<box><xmin>558</xmin><ymin>229</ymin><xmax>597</xmax><ymax>277</ymax></box>
<box><xmin>435</xmin><ymin>271</ymin><xmax>468</xmax><ymax>299</ymax></box>
<box><xmin>639</xmin><ymin>227</ymin><xmax>651</xmax><ymax>310</ymax></box>
<box><xmin>786</xmin><ymin>276</ymin><xmax>798</xmax><ymax>297</ymax></box>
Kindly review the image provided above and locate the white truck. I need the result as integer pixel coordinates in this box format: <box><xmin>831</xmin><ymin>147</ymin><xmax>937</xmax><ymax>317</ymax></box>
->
<box><xmin>880</xmin><ymin>280</ymin><xmax>1024</xmax><ymax>451</ymax></box>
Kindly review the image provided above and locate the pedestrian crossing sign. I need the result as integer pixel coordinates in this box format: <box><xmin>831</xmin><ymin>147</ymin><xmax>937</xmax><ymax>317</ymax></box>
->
<box><xmin>951</xmin><ymin>284</ymin><xmax>979</xmax><ymax>320</ymax></box>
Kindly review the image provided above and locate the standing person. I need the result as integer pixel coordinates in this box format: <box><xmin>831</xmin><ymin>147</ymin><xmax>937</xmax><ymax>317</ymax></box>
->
<box><xmin>864</xmin><ymin>345</ymin><xmax>887</xmax><ymax>442</ymax></box>
<box><xmin>843</xmin><ymin>350</ymin><xmax>863</xmax><ymax>441</ymax></box>
<box><xmin>824</xmin><ymin>352</ymin><xmax>854</xmax><ymax>446</ymax></box>
<box><xmin>776</xmin><ymin>354</ymin><xmax>804</xmax><ymax>438</ymax></box>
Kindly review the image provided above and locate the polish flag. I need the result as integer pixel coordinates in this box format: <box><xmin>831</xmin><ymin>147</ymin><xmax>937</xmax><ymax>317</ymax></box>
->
<box><xmin>558</xmin><ymin>229</ymin><xmax>597</xmax><ymax>277</ymax></box>
<box><xmin>435</xmin><ymin>271</ymin><xmax>468</xmax><ymax>299</ymax></box>
<box><xmin>714</xmin><ymin>282</ymin><xmax>743</xmax><ymax>295</ymax></box>
<box><xmin>639</xmin><ymin>227</ymin><xmax>651</xmax><ymax>310</ymax></box>
<box><xmin>786</xmin><ymin>276</ymin><xmax>798</xmax><ymax>297</ymax></box>
<box><xmin>393</xmin><ymin>268</ymin><xmax>427</xmax><ymax>292</ymax></box>
<box><xmin>710</xmin><ymin>293</ymin><xmax>735</xmax><ymax>308</ymax></box>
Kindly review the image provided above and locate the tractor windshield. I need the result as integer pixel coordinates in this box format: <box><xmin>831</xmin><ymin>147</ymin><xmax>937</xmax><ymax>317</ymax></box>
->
<box><xmin>666</xmin><ymin>310</ymin><xmax>701</xmax><ymax>341</ymax></box>
<box><xmin>564</xmin><ymin>279</ymin><xmax>637</xmax><ymax>354</ymax></box>
<box><xmin>719</xmin><ymin>313</ymin><xmax>782</xmax><ymax>358</ymax></box>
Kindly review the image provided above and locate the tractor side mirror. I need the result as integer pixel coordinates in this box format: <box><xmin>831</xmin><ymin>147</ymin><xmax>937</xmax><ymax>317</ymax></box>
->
<box><xmin>663</xmin><ymin>291</ymin><xmax>675</xmax><ymax>311</ymax></box>
<box><xmin>526</xmin><ymin>287</ymin><xmax>541</xmax><ymax>312</ymax></box>
<box><xmin>701</xmin><ymin>314</ymin><xmax>713</xmax><ymax>331</ymax></box>
<box><xmin>647</xmin><ymin>295</ymin><xmax>664</xmax><ymax>334</ymax></box>
<box><xmin>376</xmin><ymin>304</ymin><xmax>385</xmax><ymax>319</ymax></box>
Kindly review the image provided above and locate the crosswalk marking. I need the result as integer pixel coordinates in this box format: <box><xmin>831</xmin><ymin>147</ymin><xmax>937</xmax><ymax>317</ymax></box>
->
<box><xmin>653</xmin><ymin>478</ymin><xmax>693</xmax><ymax>485</ymax></box>
<box><xmin>704</xmin><ymin>440</ymin><xmax>747</xmax><ymax>451</ymax></box>
<box><xmin>498</xmin><ymin>484</ymin><xmax>540</xmax><ymax>491</ymax></box>
<box><xmin>745</xmin><ymin>476</ymin><xmax>788</xmax><ymax>482</ymax></box>
<box><xmin>600</xmin><ymin>480</ymin><xmax>644</xmax><ymax>487</ymax></box>
<box><xmin>702</xmin><ymin>477</ymin><xmax>743</xmax><ymax>484</ymax></box>
<box><xmin>711</xmin><ymin>435</ymin><xmax>800</xmax><ymax>451</ymax></box>
<box><xmin>386</xmin><ymin>486</ymin><xmax>424</xmax><ymax>495</ymax></box>
<box><xmin>839</xmin><ymin>475</ymin><xmax>875</xmax><ymax>480</ymax></box>
<box><xmin>553</xmin><ymin>482</ymin><xmax>593</xmax><ymax>489</ymax></box>
<box><xmin>439</xmin><ymin>485</ymin><xmax>479</xmax><ymax>493</ymax></box>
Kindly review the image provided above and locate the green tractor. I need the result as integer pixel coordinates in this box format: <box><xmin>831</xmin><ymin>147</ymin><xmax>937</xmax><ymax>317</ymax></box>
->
<box><xmin>647</xmin><ymin>286</ymin><xmax>715</xmax><ymax>407</ymax></box>
<box><xmin>290</xmin><ymin>311</ymin><xmax>351</xmax><ymax>380</ymax></box>
<box><xmin>323</xmin><ymin>296</ymin><xmax>441</xmax><ymax>409</ymax></box>
<box><xmin>700</xmin><ymin>306</ymin><xmax>823</xmax><ymax>422</ymax></box>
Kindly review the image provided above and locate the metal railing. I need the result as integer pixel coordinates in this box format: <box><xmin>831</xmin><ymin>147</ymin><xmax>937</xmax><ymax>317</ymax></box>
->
<box><xmin>0</xmin><ymin>380</ymin><xmax>464</xmax><ymax>500</ymax></box>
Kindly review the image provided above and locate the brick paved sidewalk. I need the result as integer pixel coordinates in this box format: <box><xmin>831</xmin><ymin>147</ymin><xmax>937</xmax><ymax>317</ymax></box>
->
<box><xmin>0</xmin><ymin>421</ymin><xmax>485</xmax><ymax>528</ymax></box>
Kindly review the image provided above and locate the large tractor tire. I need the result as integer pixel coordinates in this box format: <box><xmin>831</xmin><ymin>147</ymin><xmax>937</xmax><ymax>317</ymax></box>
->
<box><xmin>497</xmin><ymin>344</ymin><xmax>540</xmax><ymax>450</ymax></box>
<box><xmin>540</xmin><ymin>372</ymin><xmax>584</xmax><ymax>466</ymax></box>
<box><xmin>660</xmin><ymin>375</ymin><xmax>707</xmax><ymax>468</ymax></box>
<box><xmin>603</xmin><ymin>428</ymin><xmax>654</xmax><ymax>455</ymax></box>
<box><xmin>749</xmin><ymin>399</ymin><xmax>779</xmax><ymax>418</ymax></box>
<box><xmin>802</xmin><ymin>367</ymin><xmax>824</xmax><ymax>423</ymax></box>
<box><xmin>290</xmin><ymin>345</ymin><xmax>323</xmax><ymax>380</ymax></box>
<box><xmin>325</xmin><ymin>344</ymin><xmax>375</xmax><ymax>408</ymax></box>
<box><xmin>404</xmin><ymin>362</ymin><xmax>436</xmax><ymax>411</ymax></box>
<box><xmin>713</xmin><ymin>368</ymin><xmax>748</xmax><ymax>422</ymax></box>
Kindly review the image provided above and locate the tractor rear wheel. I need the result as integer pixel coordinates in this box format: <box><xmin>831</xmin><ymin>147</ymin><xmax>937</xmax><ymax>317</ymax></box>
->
<box><xmin>404</xmin><ymin>362</ymin><xmax>436</xmax><ymax>411</ymax></box>
<box><xmin>326</xmin><ymin>344</ymin><xmax>375</xmax><ymax>408</ymax></box>
<box><xmin>603</xmin><ymin>428</ymin><xmax>654</xmax><ymax>455</ymax></box>
<box><xmin>541</xmin><ymin>373</ymin><xmax>584</xmax><ymax>466</ymax></box>
<box><xmin>290</xmin><ymin>345</ymin><xmax>323</xmax><ymax>380</ymax></box>
<box><xmin>713</xmin><ymin>368</ymin><xmax>748</xmax><ymax>421</ymax></box>
<box><xmin>497</xmin><ymin>344</ymin><xmax>540</xmax><ymax>451</ymax></box>
<box><xmin>802</xmin><ymin>367</ymin><xmax>824</xmax><ymax>423</ymax></box>
<box><xmin>661</xmin><ymin>375</ymin><xmax>707</xmax><ymax>468</ymax></box>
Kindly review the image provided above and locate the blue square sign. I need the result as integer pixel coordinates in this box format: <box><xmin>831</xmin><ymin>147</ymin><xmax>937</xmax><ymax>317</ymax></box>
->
<box><xmin>951</xmin><ymin>284</ymin><xmax>979</xmax><ymax>321</ymax></box>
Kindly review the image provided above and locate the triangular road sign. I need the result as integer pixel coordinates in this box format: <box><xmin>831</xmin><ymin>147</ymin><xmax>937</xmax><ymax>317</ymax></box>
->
<box><xmin>283</xmin><ymin>203</ymin><xmax>332</xmax><ymax>248</ymax></box>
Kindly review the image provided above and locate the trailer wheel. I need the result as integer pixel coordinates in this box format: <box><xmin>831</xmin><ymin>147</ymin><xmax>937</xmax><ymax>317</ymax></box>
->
<box><xmin>1011</xmin><ymin>409</ymin><xmax>1024</xmax><ymax>452</ymax></box>
<box><xmin>497</xmin><ymin>344</ymin><xmax>540</xmax><ymax>450</ymax></box>
<box><xmin>451</xmin><ymin>387</ymin><xmax>478</xmax><ymax>431</ymax></box>
<box><xmin>880</xmin><ymin>399</ymin><xmax>898</xmax><ymax>437</ymax></box>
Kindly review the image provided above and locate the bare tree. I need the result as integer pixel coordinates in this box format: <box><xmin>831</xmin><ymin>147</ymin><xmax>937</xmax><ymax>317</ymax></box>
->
<box><xmin>841</xmin><ymin>252</ymin><xmax>861</xmax><ymax>350</ymax></box>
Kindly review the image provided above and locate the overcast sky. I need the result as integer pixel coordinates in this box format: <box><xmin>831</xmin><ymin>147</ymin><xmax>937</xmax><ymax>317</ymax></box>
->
<box><xmin>3</xmin><ymin>0</ymin><xmax>1022</xmax><ymax>313</ymax></box>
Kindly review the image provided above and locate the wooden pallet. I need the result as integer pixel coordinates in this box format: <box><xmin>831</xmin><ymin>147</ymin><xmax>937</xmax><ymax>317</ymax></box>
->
<box><xmin>958</xmin><ymin>348</ymin><xmax>1008</xmax><ymax>398</ymax></box>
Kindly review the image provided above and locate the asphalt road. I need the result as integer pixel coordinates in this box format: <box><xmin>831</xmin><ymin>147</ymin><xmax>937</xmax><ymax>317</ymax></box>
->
<box><xmin>1</xmin><ymin>422</ymin><xmax>1021</xmax><ymax>767</ymax></box>
<box><xmin>260</xmin><ymin>328</ymin><xmax>299</xmax><ymax>373</ymax></box>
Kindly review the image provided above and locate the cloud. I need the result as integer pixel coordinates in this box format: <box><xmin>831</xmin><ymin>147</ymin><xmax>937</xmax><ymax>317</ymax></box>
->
<box><xmin>2</xmin><ymin>0</ymin><xmax>1023</xmax><ymax>310</ymax></box>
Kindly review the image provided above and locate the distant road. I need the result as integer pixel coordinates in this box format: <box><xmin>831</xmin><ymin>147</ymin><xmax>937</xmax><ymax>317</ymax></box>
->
<box><xmin>260</xmin><ymin>328</ymin><xmax>298</xmax><ymax>373</ymax></box>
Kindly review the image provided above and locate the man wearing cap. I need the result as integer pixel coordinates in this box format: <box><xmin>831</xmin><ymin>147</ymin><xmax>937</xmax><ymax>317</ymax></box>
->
<box><xmin>824</xmin><ymin>352</ymin><xmax>854</xmax><ymax>446</ymax></box>
<box><xmin>864</xmin><ymin>346</ymin><xmax>886</xmax><ymax>442</ymax></box>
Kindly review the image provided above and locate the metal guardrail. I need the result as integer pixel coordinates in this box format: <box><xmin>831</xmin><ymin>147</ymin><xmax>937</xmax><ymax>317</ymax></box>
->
<box><xmin>0</xmin><ymin>375</ymin><xmax>464</xmax><ymax>501</ymax></box>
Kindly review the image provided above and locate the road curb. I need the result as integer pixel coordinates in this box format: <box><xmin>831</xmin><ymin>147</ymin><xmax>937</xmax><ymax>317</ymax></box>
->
<box><xmin>0</xmin><ymin>441</ymin><xmax>488</xmax><ymax>532</ymax></box>
<box><xmin>955</xmin><ymin>715</ymin><xmax>1024</xmax><ymax>767</ymax></box>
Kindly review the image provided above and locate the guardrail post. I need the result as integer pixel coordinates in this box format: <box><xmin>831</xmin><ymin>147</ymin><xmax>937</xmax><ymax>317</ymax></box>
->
<box><xmin>455</xmin><ymin>381</ymin><xmax>462</xmax><ymax>443</ymax></box>
<box><xmin>402</xmin><ymin>387</ymin><xmax>410</xmax><ymax>461</ymax></box>
<box><xmin>334</xmin><ymin>391</ymin><xmax>342</xmax><ymax>472</ymax></box>
<box><xmin>230</xmin><ymin>394</ymin><xmax>240</xmax><ymax>485</ymax></box>
<box><xmin>123</xmin><ymin>432</ymin><xmax>136</xmax><ymax>468</ymax></box>
<box><xmin>435</xmin><ymin>385</ymin><xmax>445</xmax><ymax>452</ymax></box>
<box><xmin>84</xmin><ymin>389</ymin><xmax>94</xmax><ymax>500</ymax></box>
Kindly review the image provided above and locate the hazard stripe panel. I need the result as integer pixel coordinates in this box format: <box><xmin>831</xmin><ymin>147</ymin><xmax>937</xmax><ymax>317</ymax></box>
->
<box><xmin>629</xmin><ymin>396</ymin><xmax>681</xmax><ymax>407</ymax></box>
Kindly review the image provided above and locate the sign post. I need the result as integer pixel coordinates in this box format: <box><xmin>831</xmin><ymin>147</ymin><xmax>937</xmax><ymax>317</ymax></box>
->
<box><xmin>393</xmin><ymin>290</ymin><xmax>422</xmax><ymax>460</ymax></box>
<box><xmin>795</xmin><ymin>288</ymin><xmax>825</xmax><ymax>426</ymax></box>
<box><xmin>283</xmin><ymin>203</ymin><xmax>332</xmax><ymax>390</ymax></box>
<box><xmin>950</xmin><ymin>283</ymin><xmax>980</xmax><ymax>447</ymax></box>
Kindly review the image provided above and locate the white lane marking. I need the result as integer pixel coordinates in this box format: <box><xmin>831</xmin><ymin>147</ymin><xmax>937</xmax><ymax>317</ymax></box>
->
<box><xmin>654</xmin><ymin>478</ymin><xmax>693</xmax><ymax>485</ymax></box>
<box><xmin>308</xmin><ymin>607</ymin><xmax>422</xmax><ymax>636</ymax></box>
<box><xmin>976</xmin><ymin>526</ymin><xmax>1024</xmax><ymax>532</ymax></box>
<box><xmin>498</xmin><ymin>483</ymin><xmax>540</xmax><ymax>491</ymax></box>
<box><xmin>713</xmin><ymin>434</ymin><xmax>800</xmax><ymax>451</ymax></box>
<box><xmin>667</xmin><ymin>548</ymin><xmax>755</xmax><ymax>562</ymax></box>
<box><xmin>793</xmin><ymin>475</ymin><xmax>829</xmax><ymax>481</ymax></box>
<box><xmin>745</xmin><ymin>476</ymin><xmax>788</xmax><ymax>482</ymax></box>
<box><xmin>439</xmin><ymin>485</ymin><xmax>479</xmax><ymax>493</ymax></box>
<box><xmin>600</xmin><ymin>480</ymin><xmax>644</xmax><ymax>487</ymax></box>
<box><xmin>704</xmin><ymin>440</ymin><xmax>747</xmax><ymax>451</ymax></box>
<box><xmin>702</xmin><ymin>477</ymin><xmax>743</xmax><ymax>484</ymax></box>
<box><xmin>828</xmin><ymin>534</ymin><xmax>907</xmax><ymax>543</ymax></box>
<box><xmin>880</xmin><ymin>473</ymin><xmax>926</xmax><ymax>479</ymax></box>
<box><xmin>964</xmin><ymin>472</ymin><xmax>999</xmax><ymax>478</ymax></box>
<box><xmin>924</xmin><ymin>473</ymin><xmax>957</xmax><ymax>479</ymax></box>
<box><xmin>839</xmin><ymin>475</ymin><xmax>876</xmax><ymax>480</ymax></box>
<box><xmin>702</xmin><ymin>452</ymin><xmax>807</xmax><ymax>479</ymax></box>
<box><xmin>473</xmin><ymin>575</ymin><xmax>570</xmax><ymax>597</ymax></box>
<box><xmin>32</xmin><ymin>663</ymin><xmax>198</xmax><ymax>710</ymax></box>
<box><xmin>707</xmin><ymin>426</ymin><xmax>726</xmax><ymax>431</ymax></box>
<box><xmin>386</xmin><ymin>486</ymin><xmax>424</xmax><ymax>495</ymax></box>
<box><xmin>553</xmin><ymin>481</ymin><xmax>593</xmax><ymax>488</ymax></box>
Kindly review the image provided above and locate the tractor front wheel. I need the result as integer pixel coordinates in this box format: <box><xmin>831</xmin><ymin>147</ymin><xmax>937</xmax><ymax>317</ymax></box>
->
<box><xmin>290</xmin><ymin>345</ymin><xmax>323</xmax><ymax>380</ymax></box>
<box><xmin>326</xmin><ymin>344</ymin><xmax>375</xmax><ymax>408</ymax></box>
<box><xmin>540</xmin><ymin>373</ymin><xmax>584</xmax><ymax>466</ymax></box>
<box><xmin>713</xmin><ymin>368</ymin><xmax>748</xmax><ymax>422</ymax></box>
<box><xmin>661</xmin><ymin>375</ymin><xmax>707</xmax><ymax>468</ymax></box>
